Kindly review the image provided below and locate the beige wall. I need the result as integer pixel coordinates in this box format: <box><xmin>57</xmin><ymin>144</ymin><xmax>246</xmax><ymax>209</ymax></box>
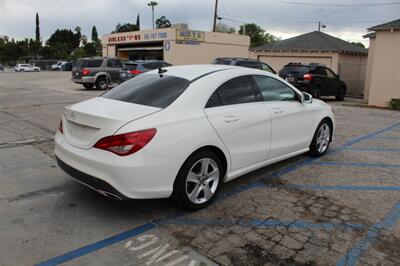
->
<box><xmin>250</xmin><ymin>51</ymin><xmax>340</xmax><ymax>73</ymax></box>
<box><xmin>101</xmin><ymin>28</ymin><xmax>250</xmax><ymax>65</ymax></box>
<box><xmin>364</xmin><ymin>38</ymin><xmax>376</xmax><ymax>102</ymax></box>
<box><xmin>367</xmin><ymin>30</ymin><xmax>400</xmax><ymax>107</ymax></box>
<box><xmin>338</xmin><ymin>54</ymin><xmax>368</xmax><ymax>97</ymax></box>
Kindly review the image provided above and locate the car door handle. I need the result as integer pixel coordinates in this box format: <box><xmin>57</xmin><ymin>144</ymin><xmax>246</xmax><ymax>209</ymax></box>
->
<box><xmin>272</xmin><ymin>107</ymin><xmax>284</xmax><ymax>114</ymax></box>
<box><xmin>223</xmin><ymin>115</ymin><xmax>239</xmax><ymax>123</ymax></box>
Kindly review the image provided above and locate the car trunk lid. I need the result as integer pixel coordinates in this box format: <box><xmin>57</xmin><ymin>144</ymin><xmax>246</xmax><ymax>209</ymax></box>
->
<box><xmin>63</xmin><ymin>97</ymin><xmax>161</xmax><ymax>149</ymax></box>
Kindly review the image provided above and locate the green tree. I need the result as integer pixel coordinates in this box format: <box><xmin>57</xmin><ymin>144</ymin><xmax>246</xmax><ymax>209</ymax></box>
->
<box><xmin>136</xmin><ymin>13</ymin><xmax>140</xmax><ymax>30</ymax></box>
<box><xmin>35</xmin><ymin>12</ymin><xmax>40</xmax><ymax>43</ymax></box>
<box><xmin>112</xmin><ymin>23</ymin><xmax>139</xmax><ymax>33</ymax></box>
<box><xmin>239</xmin><ymin>23</ymin><xmax>280</xmax><ymax>48</ymax></box>
<box><xmin>91</xmin><ymin>26</ymin><xmax>99</xmax><ymax>43</ymax></box>
<box><xmin>215</xmin><ymin>22</ymin><xmax>236</xmax><ymax>34</ymax></box>
<box><xmin>46</xmin><ymin>28</ymin><xmax>82</xmax><ymax>59</ymax></box>
<box><xmin>352</xmin><ymin>42</ymin><xmax>365</xmax><ymax>48</ymax></box>
<box><xmin>155</xmin><ymin>16</ymin><xmax>171</xmax><ymax>29</ymax></box>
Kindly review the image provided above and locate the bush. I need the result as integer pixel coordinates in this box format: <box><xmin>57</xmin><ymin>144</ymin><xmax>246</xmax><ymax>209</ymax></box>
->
<box><xmin>388</xmin><ymin>98</ymin><xmax>400</xmax><ymax>111</ymax></box>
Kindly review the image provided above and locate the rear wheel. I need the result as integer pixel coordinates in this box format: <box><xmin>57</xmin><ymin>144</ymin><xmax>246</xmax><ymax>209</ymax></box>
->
<box><xmin>309</xmin><ymin>119</ymin><xmax>332</xmax><ymax>156</ymax></box>
<box><xmin>83</xmin><ymin>84</ymin><xmax>94</xmax><ymax>90</ymax></box>
<box><xmin>172</xmin><ymin>150</ymin><xmax>223</xmax><ymax>210</ymax></box>
<box><xmin>311</xmin><ymin>85</ymin><xmax>321</xmax><ymax>99</ymax></box>
<box><xmin>95</xmin><ymin>76</ymin><xmax>108</xmax><ymax>90</ymax></box>
<box><xmin>336</xmin><ymin>87</ymin><xmax>346</xmax><ymax>101</ymax></box>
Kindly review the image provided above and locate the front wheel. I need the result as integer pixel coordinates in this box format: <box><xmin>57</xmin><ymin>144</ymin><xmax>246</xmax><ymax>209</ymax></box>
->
<box><xmin>309</xmin><ymin>119</ymin><xmax>332</xmax><ymax>156</ymax></box>
<box><xmin>172</xmin><ymin>150</ymin><xmax>223</xmax><ymax>210</ymax></box>
<box><xmin>311</xmin><ymin>86</ymin><xmax>321</xmax><ymax>99</ymax></box>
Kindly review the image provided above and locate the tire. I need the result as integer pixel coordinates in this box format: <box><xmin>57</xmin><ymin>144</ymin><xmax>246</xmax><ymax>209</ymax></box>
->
<box><xmin>309</xmin><ymin>119</ymin><xmax>332</xmax><ymax>157</ymax></box>
<box><xmin>172</xmin><ymin>150</ymin><xmax>223</xmax><ymax>211</ymax></box>
<box><xmin>95</xmin><ymin>76</ymin><xmax>108</xmax><ymax>90</ymax></box>
<box><xmin>83</xmin><ymin>84</ymin><xmax>94</xmax><ymax>90</ymax></box>
<box><xmin>311</xmin><ymin>85</ymin><xmax>321</xmax><ymax>99</ymax></box>
<box><xmin>336</xmin><ymin>87</ymin><xmax>346</xmax><ymax>101</ymax></box>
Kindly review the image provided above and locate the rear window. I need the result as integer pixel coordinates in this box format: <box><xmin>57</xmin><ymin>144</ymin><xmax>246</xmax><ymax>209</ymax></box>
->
<box><xmin>213</xmin><ymin>59</ymin><xmax>231</xmax><ymax>65</ymax></box>
<box><xmin>235</xmin><ymin>60</ymin><xmax>261</xmax><ymax>69</ymax></box>
<box><xmin>76</xmin><ymin>59</ymin><xmax>103</xmax><ymax>68</ymax></box>
<box><xmin>280</xmin><ymin>65</ymin><xmax>309</xmax><ymax>75</ymax></box>
<box><xmin>123</xmin><ymin>63</ymin><xmax>138</xmax><ymax>70</ymax></box>
<box><xmin>102</xmin><ymin>74</ymin><xmax>190</xmax><ymax>108</ymax></box>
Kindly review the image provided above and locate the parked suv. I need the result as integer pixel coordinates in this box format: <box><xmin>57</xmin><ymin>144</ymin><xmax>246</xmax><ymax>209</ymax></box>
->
<box><xmin>14</xmin><ymin>64</ymin><xmax>40</xmax><ymax>72</ymax></box>
<box><xmin>279</xmin><ymin>63</ymin><xmax>347</xmax><ymax>100</ymax></box>
<box><xmin>212</xmin><ymin>57</ymin><xmax>276</xmax><ymax>74</ymax></box>
<box><xmin>119</xmin><ymin>60</ymin><xmax>172</xmax><ymax>83</ymax></box>
<box><xmin>72</xmin><ymin>57</ymin><xmax>124</xmax><ymax>89</ymax></box>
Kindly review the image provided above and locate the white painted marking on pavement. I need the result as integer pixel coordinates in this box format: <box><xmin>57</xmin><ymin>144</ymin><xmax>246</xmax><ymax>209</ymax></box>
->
<box><xmin>164</xmin><ymin>255</ymin><xmax>190</xmax><ymax>266</ymax></box>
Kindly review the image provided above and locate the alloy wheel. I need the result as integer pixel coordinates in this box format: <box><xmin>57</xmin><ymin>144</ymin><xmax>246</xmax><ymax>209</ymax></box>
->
<box><xmin>185</xmin><ymin>158</ymin><xmax>219</xmax><ymax>204</ymax></box>
<box><xmin>316</xmin><ymin>123</ymin><xmax>330</xmax><ymax>153</ymax></box>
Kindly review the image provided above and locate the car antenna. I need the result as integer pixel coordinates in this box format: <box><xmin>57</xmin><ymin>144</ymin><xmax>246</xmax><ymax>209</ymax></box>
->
<box><xmin>158</xmin><ymin>67</ymin><xmax>167</xmax><ymax>74</ymax></box>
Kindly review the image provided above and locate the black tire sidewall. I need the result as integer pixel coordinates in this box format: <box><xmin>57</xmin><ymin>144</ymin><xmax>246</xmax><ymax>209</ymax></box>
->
<box><xmin>312</xmin><ymin>86</ymin><xmax>321</xmax><ymax>99</ymax></box>
<box><xmin>172</xmin><ymin>150</ymin><xmax>223</xmax><ymax>211</ymax></box>
<box><xmin>309</xmin><ymin>119</ymin><xmax>331</xmax><ymax>157</ymax></box>
<box><xmin>96</xmin><ymin>77</ymin><xmax>108</xmax><ymax>90</ymax></box>
<box><xmin>336</xmin><ymin>87</ymin><xmax>346</xmax><ymax>101</ymax></box>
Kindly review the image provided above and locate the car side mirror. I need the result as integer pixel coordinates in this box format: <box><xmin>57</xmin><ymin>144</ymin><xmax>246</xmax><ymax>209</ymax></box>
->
<box><xmin>302</xmin><ymin>92</ymin><xmax>313</xmax><ymax>104</ymax></box>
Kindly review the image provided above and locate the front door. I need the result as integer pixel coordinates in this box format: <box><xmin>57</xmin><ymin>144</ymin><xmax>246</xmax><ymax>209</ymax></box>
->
<box><xmin>204</xmin><ymin>75</ymin><xmax>272</xmax><ymax>171</ymax></box>
<box><xmin>253</xmin><ymin>75</ymin><xmax>315</xmax><ymax>159</ymax></box>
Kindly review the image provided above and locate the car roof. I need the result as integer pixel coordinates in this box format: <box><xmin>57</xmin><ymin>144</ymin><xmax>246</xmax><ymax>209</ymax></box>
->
<box><xmin>149</xmin><ymin>64</ymin><xmax>236</xmax><ymax>81</ymax></box>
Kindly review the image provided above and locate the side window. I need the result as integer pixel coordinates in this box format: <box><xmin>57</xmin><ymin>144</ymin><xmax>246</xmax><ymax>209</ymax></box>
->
<box><xmin>236</xmin><ymin>61</ymin><xmax>261</xmax><ymax>69</ymax></box>
<box><xmin>253</xmin><ymin>75</ymin><xmax>298</xmax><ymax>101</ymax></box>
<box><xmin>205</xmin><ymin>76</ymin><xmax>260</xmax><ymax>107</ymax></box>
<box><xmin>325</xmin><ymin>68</ymin><xmax>336</xmax><ymax>78</ymax></box>
<box><xmin>107</xmin><ymin>59</ymin><xmax>122</xmax><ymax>68</ymax></box>
<box><xmin>261</xmin><ymin>63</ymin><xmax>274</xmax><ymax>73</ymax></box>
<box><xmin>313</xmin><ymin>67</ymin><xmax>327</xmax><ymax>76</ymax></box>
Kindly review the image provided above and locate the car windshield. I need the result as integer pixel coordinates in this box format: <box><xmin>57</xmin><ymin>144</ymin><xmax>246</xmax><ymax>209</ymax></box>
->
<box><xmin>102</xmin><ymin>74</ymin><xmax>190</xmax><ymax>108</ymax></box>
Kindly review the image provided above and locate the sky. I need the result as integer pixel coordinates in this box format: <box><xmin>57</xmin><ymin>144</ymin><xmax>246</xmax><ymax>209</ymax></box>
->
<box><xmin>0</xmin><ymin>0</ymin><xmax>400</xmax><ymax>47</ymax></box>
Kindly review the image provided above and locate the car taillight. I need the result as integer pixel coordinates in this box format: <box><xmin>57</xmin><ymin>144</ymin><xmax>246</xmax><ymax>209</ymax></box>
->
<box><xmin>303</xmin><ymin>73</ymin><xmax>313</xmax><ymax>80</ymax></box>
<box><xmin>58</xmin><ymin>119</ymin><xmax>63</xmax><ymax>134</ymax></box>
<box><xmin>129</xmin><ymin>69</ymin><xmax>142</xmax><ymax>75</ymax></box>
<box><xmin>93</xmin><ymin>128</ymin><xmax>157</xmax><ymax>156</ymax></box>
<box><xmin>82</xmin><ymin>68</ymin><xmax>90</xmax><ymax>76</ymax></box>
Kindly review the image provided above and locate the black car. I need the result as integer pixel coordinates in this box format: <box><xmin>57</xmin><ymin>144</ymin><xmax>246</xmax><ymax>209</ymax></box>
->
<box><xmin>279</xmin><ymin>63</ymin><xmax>347</xmax><ymax>100</ymax></box>
<box><xmin>72</xmin><ymin>57</ymin><xmax>124</xmax><ymax>90</ymax></box>
<box><xmin>212</xmin><ymin>57</ymin><xmax>276</xmax><ymax>74</ymax></box>
<box><xmin>119</xmin><ymin>60</ymin><xmax>171</xmax><ymax>83</ymax></box>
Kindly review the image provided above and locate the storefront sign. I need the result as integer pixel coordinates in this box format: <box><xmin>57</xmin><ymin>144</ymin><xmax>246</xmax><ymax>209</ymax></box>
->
<box><xmin>176</xmin><ymin>40</ymin><xmax>200</xmax><ymax>46</ymax></box>
<box><xmin>176</xmin><ymin>30</ymin><xmax>204</xmax><ymax>42</ymax></box>
<box><xmin>107</xmin><ymin>31</ymin><xmax>168</xmax><ymax>44</ymax></box>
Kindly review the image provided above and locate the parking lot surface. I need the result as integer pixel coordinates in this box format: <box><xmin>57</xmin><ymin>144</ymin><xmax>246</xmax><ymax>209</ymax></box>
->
<box><xmin>1</xmin><ymin>72</ymin><xmax>400</xmax><ymax>266</ymax></box>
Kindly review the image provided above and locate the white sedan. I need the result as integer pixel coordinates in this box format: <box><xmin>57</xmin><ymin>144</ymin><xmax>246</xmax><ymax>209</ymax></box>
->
<box><xmin>14</xmin><ymin>64</ymin><xmax>40</xmax><ymax>72</ymax></box>
<box><xmin>55</xmin><ymin>65</ymin><xmax>334</xmax><ymax>210</ymax></box>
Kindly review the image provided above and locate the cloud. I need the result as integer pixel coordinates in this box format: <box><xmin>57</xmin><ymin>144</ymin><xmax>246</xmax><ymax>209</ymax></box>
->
<box><xmin>0</xmin><ymin>0</ymin><xmax>398</xmax><ymax>47</ymax></box>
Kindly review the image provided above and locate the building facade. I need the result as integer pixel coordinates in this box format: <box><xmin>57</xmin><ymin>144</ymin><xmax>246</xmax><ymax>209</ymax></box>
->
<box><xmin>250</xmin><ymin>31</ymin><xmax>368</xmax><ymax>97</ymax></box>
<box><xmin>364</xmin><ymin>19</ymin><xmax>400</xmax><ymax>107</ymax></box>
<box><xmin>102</xmin><ymin>28</ymin><xmax>250</xmax><ymax>65</ymax></box>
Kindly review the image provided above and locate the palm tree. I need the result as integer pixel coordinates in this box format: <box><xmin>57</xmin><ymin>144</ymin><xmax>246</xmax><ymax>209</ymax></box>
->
<box><xmin>147</xmin><ymin>1</ymin><xmax>158</xmax><ymax>29</ymax></box>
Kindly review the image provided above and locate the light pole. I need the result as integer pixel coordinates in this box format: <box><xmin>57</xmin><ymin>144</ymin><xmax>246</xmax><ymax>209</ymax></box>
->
<box><xmin>147</xmin><ymin>1</ymin><xmax>158</xmax><ymax>29</ymax></box>
<box><xmin>318</xmin><ymin>21</ymin><xmax>326</xmax><ymax>32</ymax></box>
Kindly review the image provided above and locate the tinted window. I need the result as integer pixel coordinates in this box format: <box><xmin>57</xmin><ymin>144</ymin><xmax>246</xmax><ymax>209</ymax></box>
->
<box><xmin>143</xmin><ymin>62</ymin><xmax>165</xmax><ymax>69</ymax></box>
<box><xmin>325</xmin><ymin>68</ymin><xmax>336</xmax><ymax>78</ymax></box>
<box><xmin>207</xmin><ymin>76</ymin><xmax>259</xmax><ymax>107</ymax></box>
<box><xmin>280</xmin><ymin>65</ymin><xmax>309</xmax><ymax>75</ymax></box>
<box><xmin>214</xmin><ymin>59</ymin><xmax>231</xmax><ymax>65</ymax></box>
<box><xmin>253</xmin><ymin>75</ymin><xmax>297</xmax><ymax>101</ymax></box>
<box><xmin>205</xmin><ymin>91</ymin><xmax>221</xmax><ymax>108</ymax></box>
<box><xmin>313</xmin><ymin>67</ymin><xmax>327</xmax><ymax>76</ymax></box>
<box><xmin>261</xmin><ymin>63</ymin><xmax>274</xmax><ymax>73</ymax></box>
<box><xmin>107</xmin><ymin>59</ymin><xmax>122</xmax><ymax>68</ymax></box>
<box><xmin>102</xmin><ymin>74</ymin><xmax>190</xmax><ymax>108</ymax></box>
<box><xmin>123</xmin><ymin>63</ymin><xmax>138</xmax><ymax>70</ymax></box>
<box><xmin>77</xmin><ymin>59</ymin><xmax>103</xmax><ymax>68</ymax></box>
<box><xmin>236</xmin><ymin>60</ymin><xmax>261</xmax><ymax>69</ymax></box>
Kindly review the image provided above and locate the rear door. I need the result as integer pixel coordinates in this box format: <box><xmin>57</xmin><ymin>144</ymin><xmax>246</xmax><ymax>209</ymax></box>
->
<box><xmin>313</xmin><ymin>67</ymin><xmax>330</xmax><ymax>96</ymax></box>
<box><xmin>107</xmin><ymin>59</ymin><xmax>123</xmax><ymax>82</ymax></box>
<box><xmin>204</xmin><ymin>75</ymin><xmax>271</xmax><ymax>171</ymax></box>
<box><xmin>325</xmin><ymin>67</ymin><xmax>340</xmax><ymax>96</ymax></box>
<box><xmin>253</xmin><ymin>75</ymin><xmax>315</xmax><ymax>158</ymax></box>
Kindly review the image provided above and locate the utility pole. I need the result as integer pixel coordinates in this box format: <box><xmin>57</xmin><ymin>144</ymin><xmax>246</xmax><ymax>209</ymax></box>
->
<box><xmin>147</xmin><ymin>1</ymin><xmax>158</xmax><ymax>29</ymax></box>
<box><xmin>212</xmin><ymin>0</ymin><xmax>218</xmax><ymax>32</ymax></box>
<box><xmin>318</xmin><ymin>21</ymin><xmax>326</xmax><ymax>32</ymax></box>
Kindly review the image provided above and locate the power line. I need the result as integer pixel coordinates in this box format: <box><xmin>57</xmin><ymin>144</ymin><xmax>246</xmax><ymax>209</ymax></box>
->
<box><xmin>264</xmin><ymin>0</ymin><xmax>400</xmax><ymax>7</ymax></box>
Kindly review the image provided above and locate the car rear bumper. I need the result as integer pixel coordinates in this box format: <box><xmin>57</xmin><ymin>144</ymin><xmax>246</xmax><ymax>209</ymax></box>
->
<box><xmin>54</xmin><ymin>132</ymin><xmax>182</xmax><ymax>199</ymax></box>
<box><xmin>71</xmin><ymin>76</ymin><xmax>95</xmax><ymax>84</ymax></box>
